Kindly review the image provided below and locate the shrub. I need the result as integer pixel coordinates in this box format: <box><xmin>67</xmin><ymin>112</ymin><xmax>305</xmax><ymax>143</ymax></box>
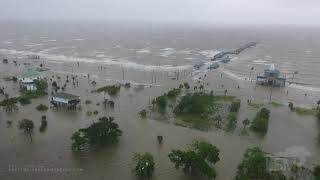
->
<box><xmin>155</xmin><ymin>95</ymin><xmax>167</xmax><ymax>113</ymax></box>
<box><xmin>39</xmin><ymin>119</ymin><xmax>48</xmax><ymax>132</ymax></box>
<box><xmin>86</xmin><ymin>111</ymin><xmax>92</xmax><ymax>116</ymax></box>
<box><xmin>139</xmin><ymin>109</ymin><xmax>147</xmax><ymax>118</ymax></box>
<box><xmin>36</xmin><ymin>104</ymin><xmax>48</xmax><ymax>111</ymax></box>
<box><xmin>167</xmin><ymin>88</ymin><xmax>181</xmax><ymax>98</ymax></box>
<box><xmin>124</xmin><ymin>82</ymin><xmax>131</xmax><ymax>88</ymax></box>
<box><xmin>288</xmin><ymin>102</ymin><xmax>294</xmax><ymax>111</ymax></box>
<box><xmin>230</xmin><ymin>99</ymin><xmax>241</xmax><ymax>113</ymax></box>
<box><xmin>236</xmin><ymin>147</ymin><xmax>269</xmax><ymax>180</ymax></box>
<box><xmin>132</xmin><ymin>153</ymin><xmax>155</xmax><ymax>178</ymax></box>
<box><xmin>226</xmin><ymin>112</ymin><xmax>237</xmax><ymax>132</ymax></box>
<box><xmin>71</xmin><ymin>117</ymin><xmax>122</xmax><ymax>151</ymax></box>
<box><xmin>93</xmin><ymin>110</ymin><xmax>99</xmax><ymax>115</ymax></box>
<box><xmin>97</xmin><ymin>85</ymin><xmax>121</xmax><ymax>96</ymax></box>
<box><xmin>250</xmin><ymin>108</ymin><xmax>270</xmax><ymax>134</ymax></box>
<box><xmin>317</xmin><ymin>111</ymin><xmax>320</xmax><ymax>120</ymax></box>
<box><xmin>18</xmin><ymin>96</ymin><xmax>31</xmax><ymax>105</ymax></box>
<box><xmin>85</xmin><ymin>100</ymin><xmax>92</xmax><ymax>104</ymax></box>
<box><xmin>183</xmin><ymin>82</ymin><xmax>190</xmax><ymax>89</ymax></box>
<box><xmin>168</xmin><ymin>141</ymin><xmax>220</xmax><ymax>179</ymax></box>
<box><xmin>314</xmin><ymin>165</ymin><xmax>320</xmax><ymax>180</ymax></box>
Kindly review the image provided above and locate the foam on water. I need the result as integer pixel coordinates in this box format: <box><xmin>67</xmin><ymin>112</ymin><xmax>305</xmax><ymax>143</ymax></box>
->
<box><xmin>24</xmin><ymin>43</ymin><xmax>44</xmax><ymax>47</ymax></box>
<box><xmin>253</xmin><ymin>59</ymin><xmax>267</xmax><ymax>64</ymax></box>
<box><xmin>73</xmin><ymin>38</ymin><xmax>85</xmax><ymax>41</ymax></box>
<box><xmin>289</xmin><ymin>83</ymin><xmax>320</xmax><ymax>92</ymax></box>
<box><xmin>136</xmin><ymin>48</ymin><xmax>151</xmax><ymax>54</ymax></box>
<box><xmin>2</xmin><ymin>41</ymin><xmax>13</xmax><ymax>44</ymax></box>
<box><xmin>159</xmin><ymin>48</ymin><xmax>176</xmax><ymax>57</ymax></box>
<box><xmin>199</xmin><ymin>50</ymin><xmax>220</xmax><ymax>58</ymax></box>
<box><xmin>0</xmin><ymin>48</ymin><xmax>191</xmax><ymax>72</ymax></box>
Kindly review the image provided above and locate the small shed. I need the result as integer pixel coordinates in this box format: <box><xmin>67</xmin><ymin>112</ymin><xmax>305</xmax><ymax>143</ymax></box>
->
<box><xmin>51</xmin><ymin>93</ymin><xmax>81</xmax><ymax>109</ymax></box>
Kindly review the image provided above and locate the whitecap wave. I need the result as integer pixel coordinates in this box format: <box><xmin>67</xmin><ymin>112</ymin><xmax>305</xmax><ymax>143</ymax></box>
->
<box><xmin>2</xmin><ymin>41</ymin><xmax>13</xmax><ymax>44</ymax></box>
<box><xmin>0</xmin><ymin>48</ymin><xmax>191</xmax><ymax>72</ymax></box>
<box><xmin>136</xmin><ymin>48</ymin><xmax>151</xmax><ymax>54</ymax></box>
<box><xmin>73</xmin><ymin>38</ymin><xmax>85</xmax><ymax>41</ymax></box>
<box><xmin>253</xmin><ymin>59</ymin><xmax>267</xmax><ymax>64</ymax></box>
<box><xmin>24</xmin><ymin>43</ymin><xmax>44</xmax><ymax>47</ymax></box>
<box><xmin>199</xmin><ymin>50</ymin><xmax>220</xmax><ymax>58</ymax></box>
<box><xmin>289</xmin><ymin>83</ymin><xmax>320</xmax><ymax>92</ymax></box>
<box><xmin>159</xmin><ymin>48</ymin><xmax>176</xmax><ymax>57</ymax></box>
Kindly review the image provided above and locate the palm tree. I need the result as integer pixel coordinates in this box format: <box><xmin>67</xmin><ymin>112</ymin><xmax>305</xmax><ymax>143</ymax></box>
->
<box><xmin>18</xmin><ymin>119</ymin><xmax>34</xmax><ymax>142</ymax></box>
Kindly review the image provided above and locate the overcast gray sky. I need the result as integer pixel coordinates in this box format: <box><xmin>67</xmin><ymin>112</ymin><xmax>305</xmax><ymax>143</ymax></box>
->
<box><xmin>1</xmin><ymin>0</ymin><xmax>320</xmax><ymax>25</ymax></box>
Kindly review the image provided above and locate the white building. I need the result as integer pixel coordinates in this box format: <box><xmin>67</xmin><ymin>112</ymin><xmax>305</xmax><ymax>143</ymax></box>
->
<box><xmin>18</xmin><ymin>69</ymin><xmax>45</xmax><ymax>91</ymax></box>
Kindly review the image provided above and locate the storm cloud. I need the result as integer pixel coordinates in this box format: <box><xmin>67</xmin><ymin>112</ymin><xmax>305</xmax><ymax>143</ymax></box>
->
<box><xmin>1</xmin><ymin>0</ymin><xmax>320</xmax><ymax>25</ymax></box>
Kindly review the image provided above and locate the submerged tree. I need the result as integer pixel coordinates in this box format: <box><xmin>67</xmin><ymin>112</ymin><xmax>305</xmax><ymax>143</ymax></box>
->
<box><xmin>0</xmin><ymin>98</ymin><xmax>18</xmax><ymax>112</ymax></box>
<box><xmin>132</xmin><ymin>153</ymin><xmax>155</xmax><ymax>178</ymax></box>
<box><xmin>236</xmin><ymin>147</ymin><xmax>269</xmax><ymax>180</ymax></box>
<box><xmin>71</xmin><ymin>116</ymin><xmax>122</xmax><ymax>151</ymax></box>
<box><xmin>168</xmin><ymin>141</ymin><xmax>220</xmax><ymax>179</ymax></box>
<box><xmin>288</xmin><ymin>102</ymin><xmax>294</xmax><ymax>111</ymax></box>
<box><xmin>314</xmin><ymin>165</ymin><xmax>320</xmax><ymax>180</ymax></box>
<box><xmin>18</xmin><ymin>119</ymin><xmax>34</xmax><ymax>142</ymax></box>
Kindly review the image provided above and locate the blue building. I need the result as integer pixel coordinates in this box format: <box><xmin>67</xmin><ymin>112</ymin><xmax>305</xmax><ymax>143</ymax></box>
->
<box><xmin>256</xmin><ymin>64</ymin><xmax>286</xmax><ymax>86</ymax></box>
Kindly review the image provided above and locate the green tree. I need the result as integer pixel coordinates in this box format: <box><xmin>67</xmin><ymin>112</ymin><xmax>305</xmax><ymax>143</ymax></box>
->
<box><xmin>250</xmin><ymin>108</ymin><xmax>270</xmax><ymax>134</ymax></box>
<box><xmin>243</xmin><ymin>118</ymin><xmax>250</xmax><ymax>128</ymax></box>
<box><xmin>314</xmin><ymin>165</ymin><xmax>320</xmax><ymax>180</ymax></box>
<box><xmin>288</xmin><ymin>102</ymin><xmax>294</xmax><ymax>111</ymax></box>
<box><xmin>236</xmin><ymin>147</ymin><xmax>269</xmax><ymax>180</ymax></box>
<box><xmin>193</xmin><ymin>141</ymin><xmax>220</xmax><ymax>164</ymax></box>
<box><xmin>71</xmin><ymin>116</ymin><xmax>122</xmax><ymax>151</ymax></box>
<box><xmin>18</xmin><ymin>119</ymin><xmax>34</xmax><ymax>142</ymax></box>
<box><xmin>132</xmin><ymin>153</ymin><xmax>155</xmax><ymax>178</ymax></box>
<box><xmin>183</xmin><ymin>82</ymin><xmax>190</xmax><ymax>89</ymax></box>
<box><xmin>155</xmin><ymin>95</ymin><xmax>167</xmax><ymax>113</ymax></box>
<box><xmin>36</xmin><ymin>104</ymin><xmax>48</xmax><ymax>111</ymax></box>
<box><xmin>168</xmin><ymin>141</ymin><xmax>219</xmax><ymax>179</ymax></box>
<box><xmin>139</xmin><ymin>109</ymin><xmax>147</xmax><ymax>118</ymax></box>
<box><xmin>316</xmin><ymin>110</ymin><xmax>320</xmax><ymax>120</ymax></box>
<box><xmin>0</xmin><ymin>98</ymin><xmax>18</xmax><ymax>112</ymax></box>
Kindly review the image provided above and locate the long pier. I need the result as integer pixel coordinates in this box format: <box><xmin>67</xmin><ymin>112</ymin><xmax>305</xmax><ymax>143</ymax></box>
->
<box><xmin>211</xmin><ymin>42</ymin><xmax>258</xmax><ymax>61</ymax></box>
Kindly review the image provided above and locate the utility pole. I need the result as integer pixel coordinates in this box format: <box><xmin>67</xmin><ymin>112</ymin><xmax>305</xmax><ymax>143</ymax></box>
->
<box><xmin>269</xmin><ymin>80</ymin><xmax>274</xmax><ymax>103</ymax></box>
<box><xmin>121</xmin><ymin>65</ymin><xmax>125</xmax><ymax>81</ymax></box>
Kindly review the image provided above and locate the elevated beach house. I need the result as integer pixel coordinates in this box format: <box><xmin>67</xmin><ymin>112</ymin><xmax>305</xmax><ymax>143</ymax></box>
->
<box><xmin>256</xmin><ymin>64</ymin><xmax>286</xmax><ymax>87</ymax></box>
<box><xmin>51</xmin><ymin>92</ymin><xmax>81</xmax><ymax>109</ymax></box>
<box><xmin>18</xmin><ymin>68</ymin><xmax>45</xmax><ymax>91</ymax></box>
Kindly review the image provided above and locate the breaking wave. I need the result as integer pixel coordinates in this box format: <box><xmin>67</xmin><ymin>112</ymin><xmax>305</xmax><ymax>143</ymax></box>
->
<box><xmin>0</xmin><ymin>48</ymin><xmax>191</xmax><ymax>72</ymax></box>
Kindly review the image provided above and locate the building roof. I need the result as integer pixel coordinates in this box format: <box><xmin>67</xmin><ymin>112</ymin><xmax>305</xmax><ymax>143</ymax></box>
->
<box><xmin>20</xmin><ymin>68</ymin><xmax>44</xmax><ymax>79</ymax></box>
<box><xmin>53</xmin><ymin>93</ymin><xmax>80</xmax><ymax>101</ymax></box>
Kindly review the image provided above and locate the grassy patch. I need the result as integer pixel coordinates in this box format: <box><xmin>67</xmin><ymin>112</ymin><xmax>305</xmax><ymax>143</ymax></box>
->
<box><xmin>271</xmin><ymin>101</ymin><xmax>283</xmax><ymax>107</ymax></box>
<box><xmin>294</xmin><ymin>107</ymin><xmax>317</xmax><ymax>116</ymax></box>
<box><xmin>96</xmin><ymin>84</ymin><xmax>121</xmax><ymax>96</ymax></box>
<box><xmin>248</xmin><ymin>102</ymin><xmax>264</xmax><ymax>108</ymax></box>
<box><xmin>173</xmin><ymin>92</ymin><xmax>234</xmax><ymax>130</ymax></box>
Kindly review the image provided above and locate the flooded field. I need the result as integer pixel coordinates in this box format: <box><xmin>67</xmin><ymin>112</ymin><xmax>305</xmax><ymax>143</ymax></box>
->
<box><xmin>0</xmin><ymin>23</ymin><xmax>320</xmax><ymax>180</ymax></box>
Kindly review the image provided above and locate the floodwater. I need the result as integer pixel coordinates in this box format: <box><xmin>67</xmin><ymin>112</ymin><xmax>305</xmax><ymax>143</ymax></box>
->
<box><xmin>0</xmin><ymin>22</ymin><xmax>320</xmax><ymax>180</ymax></box>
